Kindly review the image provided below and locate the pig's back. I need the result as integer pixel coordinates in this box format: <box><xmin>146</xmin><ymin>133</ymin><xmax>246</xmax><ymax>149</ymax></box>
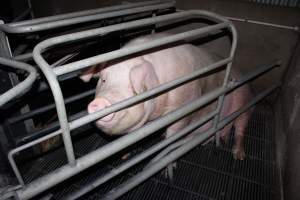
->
<box><xmin>126</xmin><ymin>33</ymin><xmax>222</xmax><ymax>113</ymax></box>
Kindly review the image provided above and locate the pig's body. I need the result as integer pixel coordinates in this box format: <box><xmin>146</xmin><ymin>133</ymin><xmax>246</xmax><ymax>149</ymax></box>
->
<box><xmin>83</xmin><ymin>33</ymin><xmax>252</xmax><ymax>160</ymax></box>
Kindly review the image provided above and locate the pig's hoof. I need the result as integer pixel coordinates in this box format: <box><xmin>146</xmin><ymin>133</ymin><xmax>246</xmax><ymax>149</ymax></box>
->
<box><xmin>163</xmin><ymin>162</ymin><xmax>177</xmax><ymax>182</ymax></box>
<box><xmin>232</xmin><ymin>146</ymin><xmax>245</xmax><ymax>160</ymax></box>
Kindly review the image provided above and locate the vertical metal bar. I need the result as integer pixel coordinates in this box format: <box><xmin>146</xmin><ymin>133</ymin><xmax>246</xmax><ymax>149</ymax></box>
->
<box><xmin>213</xmin><ymin>24</ymin><xmax>237</xmax><ymax>146</ymax></box>
<box><xmin>151</xmin><ymin>11</ymin><xmax>157</xmax><ymax>34</ymax></box>
<box><xmin>8</xmin><ymin>151</ymin><xmax>25</xmax><ymax>186</ymax></box>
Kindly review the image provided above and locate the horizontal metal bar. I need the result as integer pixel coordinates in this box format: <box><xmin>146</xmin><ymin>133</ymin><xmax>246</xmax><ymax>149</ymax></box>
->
<box><xmin>0</xmin><ymin>57</ymin><xmax>37</xmax><ymax>107</ymax></box>
<box><xmin>9</xmin><ymin>0</ymin><xmax>171</xmax><ymax>27</ymax></box>
<box><xmin>12</xmin><ymin>59</ymin><xmax>280</xmax><ymax>200</ymax></box>
<box><xmin>227</xmin><ymin>16</ymin><xmax>299</xmax><ymax>32</ymax></box>
<box><xmin>8</xmin><ymin>89</ymin><xmax>95</xmax><ymax>124</ymax></box>
<box><xmin>17</xmin><ymin>110</ymin><xmax>87</xmax><ymax>145</ymax></box>
<box><xmin>65</xmin><ymin>110</ymin><xmax>218</xmax><ymax>200</ymax></box>
<box><xmin>14</xmin><ymin>53</ymin><xmax>33</xmax><ymax>62</ymax></box>
<box><xmin>54</xmin><ymin>22</ymin><xmax>230</xmax><ymax>76</ymax></box>
<box><xmin>1</xmin><ymin>1</ymin><xmax>175</xmax><ymax>34</ymax></box>
<box><xmin>102</xmin><ymin>83</ymin><xmax>281</xmax><ymax>200</ymax></box>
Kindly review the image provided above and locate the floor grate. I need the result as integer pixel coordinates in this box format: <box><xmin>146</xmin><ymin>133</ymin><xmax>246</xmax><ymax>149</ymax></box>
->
<box><xmin>20</xmin><ymin>102</ymin><xmax>279</xmax><ymax>200</ymax></box>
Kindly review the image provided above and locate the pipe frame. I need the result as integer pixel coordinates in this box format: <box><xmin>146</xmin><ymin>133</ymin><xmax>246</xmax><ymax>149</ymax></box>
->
<box><xmin>6</xmin><ymin>10</ymin><xmax>241</xmax><ymax>200</ymax></box>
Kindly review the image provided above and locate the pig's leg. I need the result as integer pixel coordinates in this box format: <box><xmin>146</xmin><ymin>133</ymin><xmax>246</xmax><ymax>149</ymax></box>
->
<box><xmin>232</xmin><ymin>112</ymin><xmax>250</xmax><ymax>160</ymax></box>
<box><xmin>163</xmin><ymin>119</ymin><xmax>191</xmax><ymax>181</ymax></box>
<box><xmin>231</xmin><ymin>86</ymin><xmax>251</xmax><ymax>160</ymax></box>
<box><xmin>219</xmin><ymin>122</ymin><xmax>234</xmax><ymax>144</ymax></box>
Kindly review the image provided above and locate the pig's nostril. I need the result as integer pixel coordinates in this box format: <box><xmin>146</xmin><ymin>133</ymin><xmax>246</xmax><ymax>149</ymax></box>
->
<box><xmin>87</xmin><ymin>97</ymin><xmax>115</xmax><ymax>122</ymax></box>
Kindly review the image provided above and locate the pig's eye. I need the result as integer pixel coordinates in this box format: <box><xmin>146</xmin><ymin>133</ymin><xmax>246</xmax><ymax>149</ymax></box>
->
<box><xmin>102</xmin><ymin>79</ymin><xmax>106</xmax><ymax>83</ymax></box>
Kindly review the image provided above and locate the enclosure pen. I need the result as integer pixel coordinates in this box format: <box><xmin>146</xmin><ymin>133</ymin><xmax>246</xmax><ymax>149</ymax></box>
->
<box><xmin>0</xmin><ymin>3</ymin><xmax>283</xmax><ymax>200</ymax></box>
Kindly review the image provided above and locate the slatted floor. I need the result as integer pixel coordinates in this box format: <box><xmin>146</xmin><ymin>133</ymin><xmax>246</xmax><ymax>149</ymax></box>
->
<box><xmin>20</xmin><ymin>102</ymin><xmax>280</xmax><ymax>200</ymax></box>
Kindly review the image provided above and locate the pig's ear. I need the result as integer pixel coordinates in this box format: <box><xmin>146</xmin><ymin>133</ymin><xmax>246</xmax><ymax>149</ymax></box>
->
<box><xmin>129</xmin><ymin>61</ymin><xmax>159</xmax><ymax>94</ymax></box>
<box><xmin>79</xmin><ymin>64</ymin><xmax>104</xmax><ymax>82</ymax></box>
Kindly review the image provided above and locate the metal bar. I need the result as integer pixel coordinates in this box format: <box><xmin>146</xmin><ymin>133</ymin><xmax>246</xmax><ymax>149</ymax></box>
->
<box><xmin>0</xmin><ymin>57</ymin><xmax>37</xmax><ymax>107</ymax></box>
<box><xmin>54</xmin><ymin>22</ymin><xmax>230</xmax><ymax>76</ymax></box>
<box><xmin>14</xmin><ymin>53</ymin><xmax>33</xmax><ymax>62</ymax></box>
<box><xmin>7</xmin><ymin>110</ymin><xmax>87</xmax><ymax>186</ymax></box>
<box><xmin>9</xmin><ymin>0</ymin><xmax>171</xmax><ymax>27</ymax></box>
<box><xmin>12</xmin><ymin>60</ymin><xmax>280</xmax><ymax>200</ymax></box>
<box><xmin>50</xmin><ymin>52</ymin><xmax>80</xmax><ymax>68</ymax></box>
<box><xmin>227</xmin><ymin>16</ymin><xmax>299</xmax><ymax>32</ymax></box>
<box><xmin>31</xmin><ymin>10</ymin><xmax>233</xmax><ymax>76</ymax></box>
<box><xmin>213</xmin><ymin>16</ymin><xmax>237</xmax><ymax>146</ymax></box>
<box><xmin>102</xmin><ymin>83</ymin><xmax>281</xmax><ymax>200</ymax></box>
<box><xmin>17</xmin><ymin>110</ymin><xmax>87</xmax><ymax>145</ymax></box>
<box><xmin>8</xmin><ymin>89</ymin><xmax>95</xmax><ymax>124</ymax></box>
<box><xmin>32</xmin><ymin>49</ymin><xmax>76</xmax><ymax>166</ymax></box>
<box><xmin>65</xmin><ymin>110</ymin><xmax>218</xmax><ymax>200</ymax></box>
<box><xmin>0</xmin><ymin>2</ymin><xmax>175</xmax><ymax>34</ymax></box>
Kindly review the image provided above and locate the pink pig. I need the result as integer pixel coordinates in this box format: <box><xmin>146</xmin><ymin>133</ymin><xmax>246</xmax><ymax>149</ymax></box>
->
<box><xmin>81</xmin><ymin>33</ymin><xmax>252</xmax><ymax>160</ymax></box>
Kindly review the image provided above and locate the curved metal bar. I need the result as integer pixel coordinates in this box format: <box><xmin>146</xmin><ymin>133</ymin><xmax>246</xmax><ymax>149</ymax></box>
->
<box><xmin>213</xmin><ymin>21</ymin><xmax>237</xmax><ymax>146</ymax></box>
<box><xmin>54</xmin><ymin>22</ymin><xmax>231</xmax><ymax>76</ymax></box>
<box><xmin>0</xmin><ymin>57</ymin><xmax>37</xmax><ymax>107</ymax></box>
<box><xmin>32</xmin><ymin>45</ymin><xmax>76</xmax><ymax>166</ymax></box>
<box><xmin>0</xmin><ymin>1</ymin><xmax>175</xmax><ymax>34</ymax></box>
<box><xmin>32</xmin><ymin>10</ymin><xmax>234</xmax><ymax>76</ymax></box>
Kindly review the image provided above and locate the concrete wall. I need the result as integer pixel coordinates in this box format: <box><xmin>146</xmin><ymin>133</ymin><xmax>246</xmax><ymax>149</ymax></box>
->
<box><xmin>176</xmin><ymin>0</ymin><xmax>300</xmax><ymax>93</ymax></box>
<box><xmin>276</xmin><ymin>39</ymin><xmax>300</xmax><ymax>200</ymax></box>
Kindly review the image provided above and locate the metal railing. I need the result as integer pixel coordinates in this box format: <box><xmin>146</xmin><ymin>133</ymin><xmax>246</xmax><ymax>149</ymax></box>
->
<box><xmin>0</xmin><ymin>8</ymin><xmax>281</xmax><ymax>200</ymax></box>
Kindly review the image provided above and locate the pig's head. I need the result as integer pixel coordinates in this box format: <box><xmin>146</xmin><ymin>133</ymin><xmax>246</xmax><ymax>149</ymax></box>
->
<box><xmin>80</xmin><ymin>58</ymin><xmax>159</xmax><ymax>135</ymax></box>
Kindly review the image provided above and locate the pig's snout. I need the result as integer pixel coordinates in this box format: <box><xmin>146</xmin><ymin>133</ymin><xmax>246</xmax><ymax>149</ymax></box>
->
<box><xmin>88</xmin><ymin>98</ymin><xmax>115</xmax><ymax>122</ymax></box>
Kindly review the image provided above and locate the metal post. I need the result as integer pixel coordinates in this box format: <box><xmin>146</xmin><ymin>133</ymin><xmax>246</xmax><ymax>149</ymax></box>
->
<box><xmin>213</xmin><ymin>23</ymin><xmax>237</xmax><ymax>147</ymax></box>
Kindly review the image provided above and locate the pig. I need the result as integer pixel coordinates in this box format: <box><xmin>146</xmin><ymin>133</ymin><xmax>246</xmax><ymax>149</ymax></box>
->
<box><xmin>81</xmin><ymin>33</ymin><xmax>252</xmax><ymax>162</ymax></box>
